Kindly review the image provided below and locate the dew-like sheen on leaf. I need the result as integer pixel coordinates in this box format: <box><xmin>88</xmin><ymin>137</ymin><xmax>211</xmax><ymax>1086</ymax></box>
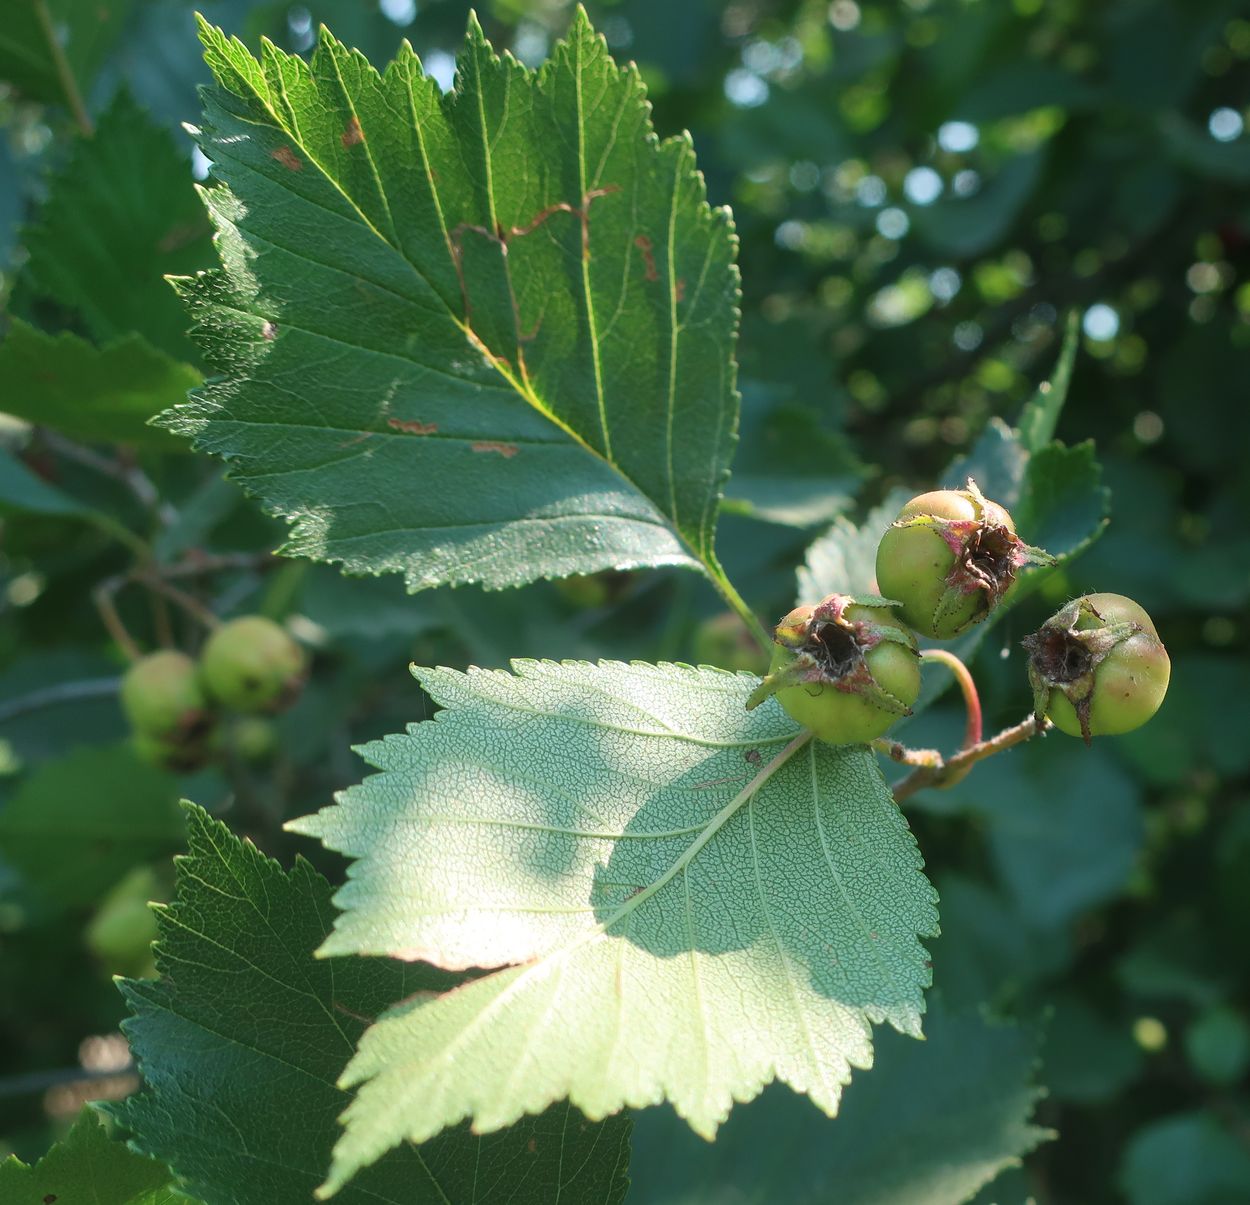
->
<box><xmin>288</xmin><ymin>660</ymin><xmax>939</xmax><ymax>1195</ymax></box>
<box><xmin>167</xmin><ymin>9</ymin><xmax>739</xmax><ymax>591</ymax></box>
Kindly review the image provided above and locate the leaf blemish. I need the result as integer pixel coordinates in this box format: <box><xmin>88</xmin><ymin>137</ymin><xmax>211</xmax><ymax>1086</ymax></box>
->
<box><xmin>634</xmin><ymin>234</ymin><xmax>658</xmax><ymax>281</ymax></box>
<box><xmin>388</xmin><ymin>417</ymin><xmax>438</xmax><ymax>435</ymax></box>
<box><xmin>341</xmin><ymin>116</ymin><xmax>365</xmax><ymax>147</ymax></box>
<box><xmin>261</xmin><ymin>320</ymin><xmax>278</xmax><ymax>340</ymax></box>
<box><xmin>270</xmin><ymin>146</ymin><xmax>302</xmax><ymax>171</ymax></box>
<box><xmin>527</xmin><ymin>1138</ymin><xmax>537</xmax><ymax>1153</ymax></box>
<box><xmin>675</xmin><ymin>278</ymin><xmax>687</xmax><ymax>302</ymax></box>
<box><xmin>471</xmin><ymin>441</ymin><xmax>519</xmax><ymax>458</ymax></box>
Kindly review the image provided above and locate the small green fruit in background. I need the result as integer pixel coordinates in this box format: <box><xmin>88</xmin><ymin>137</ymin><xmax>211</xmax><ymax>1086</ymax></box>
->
<box><xmin>120</xmin><ymin>650</ymin><xmax>213</xmax><ymax>743</ymax></box>
<box><xmin>85</xmin><ymin>865</ymin><xmax>161</xmax><ymax>977</ymax></box>
<box><xmin>200</xmin><ymin>616</ymin><xmax>307</xmax><ymax>713</ymax></box>
<box><xmin>132</xmin><ymin>730</ymin><xmax>212</xmax><ymax>773</ymax></box>
<box><xmin>692</xmin><ymin>612</ymin><xmax>767</xmax><ymax>674</ymax></box>
<box><xmin>225</xmin><ymin>715</ymin><xmax>278</xmax><ymax>762</ymax></box>
<box><xmin>1023</xmin><ymin>592</ymin><xmax>1170</xmax><ymax>743</ymax></box>
<box><xmin>747</xmin><ymin>593</ymin><xmax>920</xmax><ymax>744</ymax></box>
<box><xmin>875</xmin><ymin>479</ymin><xmax>1053</xmax><ymax>640</ymax></box>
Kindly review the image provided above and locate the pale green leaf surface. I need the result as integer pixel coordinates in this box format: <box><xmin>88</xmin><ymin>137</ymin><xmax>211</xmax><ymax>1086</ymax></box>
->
<box><xmin>288</xmin><ymin>660</ymin><xmax>938</xmax><ymax>1194</ymax></box>
<box><xmin>107</xmin><ymin>803</ymin><xmax>632</xmax><ymax>1205</ymax></box>
<box><xmin>0</xmin><ymin>1106</ymin><xmax>179</xmax><ymax>1205</ymax></box>
<box><xmin>166</xmin><ymin>11</ymin><xmax>739</xmax><ymax>591</ymax></box>
<box><xmin>0</xmin><ymin>743</ymin><xmax>183</xmax><ymax>914</ymax></box>
<box><xmin>0</xmin><ymin>320</ymin><xmax>197</xmax><ymax>450</ymax></box>
<box><xmin>20</xmin><ymin>90</ymin><xmax>212</xmax><ymax>364</ymax></box>
<box><xmin>626</xmin><ymin>1005</ymin><xmax>1050</xmax><ymax>1205</ymax></box>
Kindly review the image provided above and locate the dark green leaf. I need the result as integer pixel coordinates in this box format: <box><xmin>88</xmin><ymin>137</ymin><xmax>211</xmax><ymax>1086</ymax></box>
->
<box><xmin>166</xmin><ymin>11</ymin><xmax>739</xmax><ymax>591</ymax></box>
<box><xmin>0</xmin><ymin>320</ymin><xmax>197</xmax><ymax>450</ymax></box>
<box><xmin>0</xmin><ymin>742</ymin><xmax>183</xmax><ymax>915</ymax></box>
<box><xmin>0</xmin><ymin>0</ymin><xmax>132</xmax><ymax>107</ymax></box>
<box><xmin>627</xmin><ymin>1006</ymin><xmax>1050</xmax><ymax>1205</ymax></box>
<box><xmin>0</xmin><ymin>1105</ymin><xmax>178</xmax><ymax>1205</ymax></box>
<box><xmin>106</xmin><ymin>802</ymin><xmax>632</xmax><ymax>1205</ymax></box>
<box><xmin>20</xmin><ymin>90</ymin><xmax>212</xmax><ymax>363</ymax></box>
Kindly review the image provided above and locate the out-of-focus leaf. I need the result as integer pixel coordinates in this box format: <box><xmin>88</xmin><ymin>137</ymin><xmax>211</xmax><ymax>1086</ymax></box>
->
<box><xmin>0</xmin><ymin>321</ymin><xmax>197</xmax><ymax>449</ymax></box>
<box><xmin>0</xmin><ymin>0</ymin><xmax>132</xmax><ymax>107</ymax></box>
<box><xmin>297</xmin><ymin>565</ymin><xmax>442</xmax><ymax>640</ymax></box>
<box><xmin>1119</xmin><ymin>1113</ymin><xmax>1250</xmax><ymax>1205</ymax></box>
<box><xmin>0</xmin><ymin>1105</ymin><xmax>178</xmax><ymax>1205</ymax></box>
<box><xmin>20</xmin><ymin>90</ymin><xmax>212</xmax><ymax>363</ymax></box>
<box><xmin>0</xmin><ymin>743</ymin><xmax>183</xmax><ymax>915</ymax></box>
<box><xmin>627</xmin><ymin>1006</ymin><xmax>1050</xmax><ymax>1205</ymax></box>
<box><xmin>796</xmin><ymin>490</ymin><xmax>909</xmax><ymax>602</ymax></box>
<box><xmin>724</xmin><ymin>383</ymin><xmax>864</xmax><ymax>527</ymax></box>
<box><xmin>107</xmin><ymin>803</ymin><xmax>632</xmax><ymax>1205</ymax></box>
<box><xmin>167</xmin><ymin>12</ymin><xmax>740</xmax><ymax>592</ymax></box>
<box><xmin>1042</xmin><ymin>994</ymin><xmax>1143</xmax><ymax>1104</ymax></box>
<box><xmin>911</xmin><ymin>151</ymin><xmax>1043</xmax><ymax>257</ymax></box>
<box><xmin>288</xmin><ymin>660</ymin><xmax>937</xmax><ymax>1193</ymax></box>
<box><xmin>0</xmin><ymin>445</ymin><xmax>90</xmax><ymax>516</ymax></box>
<box><xmin>920</xmin><ymin>739</ymin><xmax>1144</xmax><ymax>930</ymax></box>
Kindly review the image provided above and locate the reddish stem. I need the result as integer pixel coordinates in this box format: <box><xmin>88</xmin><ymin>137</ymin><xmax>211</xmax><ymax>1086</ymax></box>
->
<box><xmin>920</xmin><ymin>647</ymin><xmax>982</xmax><ymax>748</ymax></box>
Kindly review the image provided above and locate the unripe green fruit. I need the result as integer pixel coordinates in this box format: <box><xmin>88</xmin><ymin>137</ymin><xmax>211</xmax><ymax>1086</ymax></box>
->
<box><xmin>875</xmin><ymin>481</ymin><xmax>1050</xmax><ymax>640</ymax></box>
<box><xmin>224</xmin><ymin>716</ymin><xmax>278</xmax><ymax>762</ymax></box>
<box><xmin>200</xmin><ymin>616</ymin><xmax>307</xmax><ymax>713</ymax></box>
<box><xmin>1024</xmin><ymin>592</ymin><xmax>1170</xmax><ymax>743</ymax></box>
<box><xmin>748</xmin><ymin>595</ymin><xmax>920</xmax><ymax>744</ymax></box>
<box><xmin>85</xmin><ymin>865</ymin><xmax>160</xmax><ymax>976</ymax></box>
<box><xmin>120</xmin><ymin>650</ymin><xmax>212</xmax><ymax>741</ymax></box>
<box><xmin>132</xmin><ymin>730</ymin><xmax>212</xmax><ymax>773</ymax></box>
<box><xmin>693</xmin><ymin>612</ymin><xmax>767</xmax><ymax>674</ymax></box>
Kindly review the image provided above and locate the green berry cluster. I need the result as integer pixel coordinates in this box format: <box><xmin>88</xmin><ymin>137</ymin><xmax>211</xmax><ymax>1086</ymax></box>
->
<box><xmin>119</xmin><ymin>616</ymin><xmax>306</xmax><ymax>771</ymax></box>
<box><xmin>752</xmin><ymin>480</ymin><xmax>1170</xmax><ymax>747</ymax></box>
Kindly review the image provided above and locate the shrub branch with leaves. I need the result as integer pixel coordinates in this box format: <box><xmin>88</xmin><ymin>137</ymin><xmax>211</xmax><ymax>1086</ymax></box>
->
<box><xmin>0</xmin><ymin>6</ymin><xmax>1197</xmax><ymax>1204</ymax></box>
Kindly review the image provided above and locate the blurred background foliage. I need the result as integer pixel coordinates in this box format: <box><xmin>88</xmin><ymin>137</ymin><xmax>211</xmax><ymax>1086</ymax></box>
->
<box><xmin>1</xmin><ymin>0</ymin><xmax>1248</xmax><ymax>1201</ymax></box>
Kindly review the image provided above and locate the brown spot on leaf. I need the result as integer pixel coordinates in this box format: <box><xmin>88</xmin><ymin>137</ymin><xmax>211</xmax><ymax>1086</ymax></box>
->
<box><xmin>675</xmin><ymin>278</ymin><xmax>687</xmax><ymax>302</ymax></box>
<box><xmin>341</xmin><ymin>116</ymin><xmax>364</xmax><ymax>147</ymax></box>
<box><xmin>271</xmin><ymin>146</ymin><xmax>302</xmax><ymax>171</ymax></box>
<box><xmin>471</xmin><ymin>441</ymin><xmax>518</xmax><ymax>458</ymax></box>
<box><xmin>261</xmin><ymin>320</ymin><xmax>278</xmax><ymax>340</ymax></box>
<box><xmin>527</xmin><ymin>1138</ymin><xmax>537</xmax><ymax>1153</ymax></box>
<box><xmin>634</xmin><ymin>234</ymin><xmax>658</xmax><ymax>281</ymax></box>
<box><xmin>745</xmin><ymin>749</ymin><xmax>761</xmax><ymax>764</ymax></box>
<box><xmin>44</xmin><ymin>1196</ymin><xmax>58</xmax><ymax>1204</ymax></box>
<box><xmin>388</xmin><ymin>417</ymin><xmax>438</xmax><ymax>435</ymax></box>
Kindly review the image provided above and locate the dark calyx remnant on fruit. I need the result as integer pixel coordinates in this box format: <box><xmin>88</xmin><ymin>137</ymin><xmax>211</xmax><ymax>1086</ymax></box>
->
<box><xmin>1022</xmin><ymin>594</ymin><xmax>1165</xmax><ymax>745</ymax></box>
<box><xmin>877</xmin><ymin>478</ymin><xmax>1055</xmax><ymax>640</ymax></box>
<box><xmin>748</xmin><ymin>593</ymin><xmax>917</xmax><ymax>719</ymax></box>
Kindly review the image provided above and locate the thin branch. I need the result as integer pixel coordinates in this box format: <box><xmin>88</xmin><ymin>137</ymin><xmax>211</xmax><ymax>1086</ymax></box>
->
<box><xmin>891</xmin><ymin>713</ymin><xmax>1051</xmax><ymax>804</ymax></box>
<box><xmin>93</xmin><ymin>579</ymin><xmax>142</xmax><ymax>661</ymax></box>
<box><xmin>0</xmin><ymin>677</ymin><xmax>120</xmax><ymax>724</ymax></box>
<box><xmin>40</xmin><ymin>430</ymin><xmax>177</xmax><ymax>526</ymax></box>
<box><xmin>33</xmin><ymin>0</ymin><xmax>94</xmax><ymax>137</ymax></box>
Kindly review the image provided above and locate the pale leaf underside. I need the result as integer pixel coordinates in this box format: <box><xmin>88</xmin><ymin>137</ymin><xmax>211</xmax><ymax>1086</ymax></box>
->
<box><xmin>289</xmin><ymin>660</ymin><xmax>938</xmax><ymax>1195</ymax></box>
<box><xmin>168</xmin><ymin>11</ymin><xmax>739</xmax><ymax>590</ymax></box>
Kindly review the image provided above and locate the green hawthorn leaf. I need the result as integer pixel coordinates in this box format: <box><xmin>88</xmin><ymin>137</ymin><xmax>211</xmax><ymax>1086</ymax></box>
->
<box><xmin>0</xmin><ymin>743</ymin><xmax>183</xmax><ymax>915</ymax></box>
<box><xmin>106</xmin><ymin>802</ymin><xmax>632</xmax><ymax>1205</ymax></box>
<box><xmin>628</xmin><ymin>1005</ymin><xmax>1050</xmax><ymax>1205</ymax></box>
<box><xmin>1015</xmin><ymin>440</ymin><xmax>1109</xmax><ymax>561</ymax></box>
<box><xmin>0</xmin><ymin>321</ymin><xmax>197</xmax><ymax>450</ymax></box>
<box><xmin>1016</xmin><ymin>311</ymin><xmax>1080</xmax><ymax>454</ymax></box>
<box><xmin>166</xmin><ymin>9</ymin><xmax>739</xmax><ymax>591</ymax></box>
<box><xmin>0</xmin><ymin>0</ymin><xmax>132</xmax><ymax>108</ymax></box>
<box><xmin>0</xmin><ymin>1105</ymin><xmax>179</xmax><ymax>1205</ymax></box>
<box><xmin>19</xmin><ymin>90</ymin><xmax>212</xmax><ymax>364</ymax></box>
<box><xmin>288</xmin><ymin>660</ymin><xmax>938</xmax><ymax>1195</ymax></box>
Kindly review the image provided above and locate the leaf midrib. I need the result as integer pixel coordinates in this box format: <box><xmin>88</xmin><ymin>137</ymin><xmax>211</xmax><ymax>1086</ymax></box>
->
<box><xmin>207</xmin><ymin>29</ymin><xmax>717</xmax><ymax>572</ymax></box>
